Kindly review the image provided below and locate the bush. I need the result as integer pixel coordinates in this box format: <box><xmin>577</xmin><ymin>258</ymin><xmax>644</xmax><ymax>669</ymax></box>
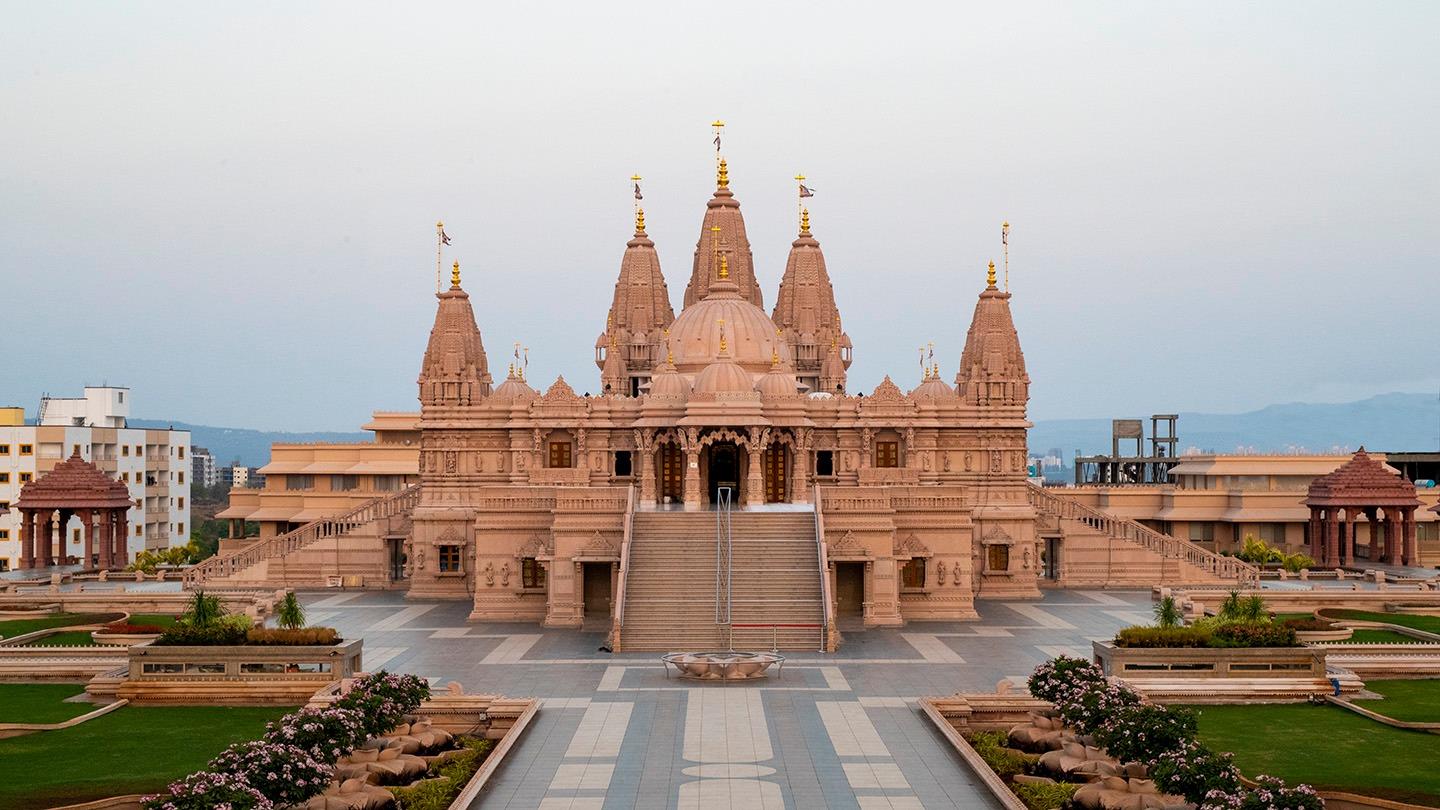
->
<box><xmin>153</xmin><ymin>624</ymin><xmax>247</xmax><ymax>646</ymax></box>
<box><xmin>1201</xmin><ymin>775</ymin><xmax>1325</xmax><ymax>810</ymax></box>
<box><xmin>141</xmin><ymin>771</ymin><xmax>273</xmax><ymax>810</ymax></box>
<box><xmin>1057</xmin><ymin>680</ymin><xmax>1143</xmax><ymax>734</ymax></box>
<box><xmin>1094</xmin><ymin>703</ymin><xmax>1197</xmax><ymax>764</ymax></box>
<box><xmin>277</xmin><ymin>591</ymin><xmax>306</xmax><ymax>631</ymax></box>
<box><xmin>263</xmin><ymin>706</ymin><xmax>368</xmax><ymax>763</ymax></box>
<box><xmin>1151</xmin><ymin>741</ymin><xmax>1244</xmax><ymax>806</ymax></box>
<box><xmin>103</xmin><ymin>622</ymin><xmax>168</xmax><ymax>634</ymax></box>
<box><xmin>1154</xmin><ymin>595</ymin><xmax>1182</xmax><ymax>629</ymax></box>
<box><xmin>1280</xmin><ymin>618</ymin><xmax>1335</xmax><ymax>632</ymax></box>
<box><xmin>335</xmin><ymin>671</ymin><xmax>431</xmax><ymax>737</ymax></box>
<box><xmin>245</xmin><ymin>627</ymin><xmax>341</xmax><ymax>646</ymax></box>
<box><xmin>1026</xmin><ymin>655</ymin><xmax>1107</xmax><ymax>704</ymax></box>
<box><xmin>1281</xmin><ymin>552</ymin><xmax>1315</xmax><ymax>573</ymax></box>
<box><xmin>180</xmin><ymin>590</ymin><xmax>226</xmax><ymax>628</ymax></box>
<box><xmin>1211</xmin><ymin>622</ymin><xmax>1298</xmax><ymax>648</ymax></box>
<box><xmin>1012</xmin><ymin>780</ymin><xmax>1078</xmax><ymax>810</ymax></box>
<box><xmin>1114</xmin><ymin>626</ymin><xmax>1212</xmax><ymax>648</ymax></box>
<box><xmin>208</xmin><ymin>740</ymin><xmax>332</xmax><ymax>806</ymax></box>
<box><xmin>965</xmin><ymin>730</ymin><xmax>1037</xmax><ymax>779</ymax></box>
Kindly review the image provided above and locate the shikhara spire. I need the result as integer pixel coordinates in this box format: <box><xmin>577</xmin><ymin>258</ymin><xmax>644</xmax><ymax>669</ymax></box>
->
<box><xmin>773</xmin><ymin>192</ymin><xmax>850</xmax><ymax>395</ymax></box>
<box><xmin>596</xmin><ymin>175</ymin><xmax>676</xmax><ymax>396</ymax></box>
<box><xmin>418</xmin><ymin>261</ymin><xmax>492</xmax><ymax>407</ymax></box>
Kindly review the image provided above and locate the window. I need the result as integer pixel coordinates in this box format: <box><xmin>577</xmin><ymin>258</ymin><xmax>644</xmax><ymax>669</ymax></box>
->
<box><xmin>987</xmin><ymin>544</ymin><xmax>1010</xmax><ymax>572</ymax></box>
<box><xmin>900</xmin><ymin>558</ymin><xmax>926</xmax><ymax>589</ymax></box>
<box><xmin>816</xmin><ymin>451</ymin><xmax>834</xmax><ymax>477</ymax></box>
<box><xmin>73</xmin><ymin>528</ymin><xmax>81</xmax><ymax>542</ymax></box>
<box><xmin>121</xmin><ymin>472</ymin><xmax>129</xmax><ymax>483</ymax></box>
<box><xmin>438</xmin><ymin>545</ymin><xmax>462</xmax><ymax>573</ymax></box>
<box><xmin>331</xmin><ymin>474</ymin><xmax>358</xmax><ymax>491</ymax></box>
<box><xmin>122</xmin><ymin>445</ymin><xmax>130</xmax><ymax>457</ymax></box>
<box><xmin>135</xmin><ymin>525</ymin><xmax>142</xmax><ymax>536</ymax></box>
<box><xmin>285</xmin><ymin>475</ymin><xmax>314</xmax><ymax>491</ymax></box>
<box><xmin>135</xmin><ymin>445</ymin><xmax>142</xmax><ymax>456</ymax></box>
<box><xmin>522</xmin><ymin>558</ymin><xmax>546</xmax><ymax>589</ymax></box>
<box><xmin>548</xmin><ymin>441</ymin><xmax>572</xmax><ymax>469</ymax></box>
<box><xmin>178</xmin><ymin>471</ymin><xmax>185</xmax><ymax>484</ymax></box>
<box><xmin>0</xmin><ymin>558</ymin><xmax>8</xmax><ymax>572</ymax></box>
<box><xmin>0</xmin><ymin>444</ymin><xmax>8</xmax><ymax>454</ymax></box>
<box><xmin>178</xmin><ymin>497</ymin><xmax>185</xmax><ymax>509</ymax></box>
<box><xmin>18</xmin><ymin>472</ymin><xmax>32</xmax><ymax>483</ymax></box>
<box><xmin>1188</xmin><ymin>522</ymin><xmax>1215</xmax><ymax>543</ymax></box>
<box><xmin>177</xmin><ymin>523</ymin><xmax>185</xmax><ymax>535</ymax></box>
<box><xmin>614</xmin><ymin>450</ymin><xmax>632</xmax><ymax>477</ymax></box>
<box><xmin>875</xmin><ymin>441</ymin><xmax>899</xmax><ymax>468</ymax></box>
<box><xmin>374</xmin><ymin>475</ymin><xmax>403</xmax><ymax>492</ymax></box>
<box><xmin>184</xmin><ymin>662</ymin><xmax>225</xmax><ymax>674</ymax></box>
<box><xmin>0</xmin><ymin>501</ymin><xmax>8</xmax><ymax>512</ymax></box>
<box><xmin>178</xmin><ymin>446</ymin><xmax>185</xmax><ymax>459</ymax></box>
<box><xmin>0</xmin><ymin>473</ymin><xmax>8</xmax><ymax>484</ymax></box>
<box><xmin>1257</xmin><ymin>523</ymin><xmax>1286</xmax><ymax>546</ymax></box>
<box><xmin>142</xmin><ymin>662</ymin><xmax>184</xmax><ymax>674</ymax></box>
<box><xmin>1420</xmin><ymin>523</ymin><xmax>1439</xmax><ymax>543</ymax></box>
<box><xmin>0</xmin><ymin>530</ymin><xmax>8</xmax><ymax>541</ymax></box>
<box><xmin>19</xmin><ymin>444</ymin><xmax>33</xmax><ymax>456</ymax></box>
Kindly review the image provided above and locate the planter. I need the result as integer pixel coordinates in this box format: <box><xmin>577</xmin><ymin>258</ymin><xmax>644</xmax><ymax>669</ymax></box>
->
<box><xmin>1296</xmin><ymin>627</ymin><xmax>1353</xmax><ymax>643</ymax></box>
<box><xmin>90</xmin><ymin>631</ymin><xmax>161</xmax><ymax>646</ymax></box>
<box><xmin>1093</xmin><ymin>640</ymin><xmax>1344</xmax><ymax>703</ymax></box>
<box><xmin>117</xmin><ymin>639</ymin><xmax>363</xmax><ymax>704</ymax></box>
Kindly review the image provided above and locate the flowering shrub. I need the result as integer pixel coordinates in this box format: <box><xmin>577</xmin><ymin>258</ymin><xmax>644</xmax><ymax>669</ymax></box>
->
<box><xmin>1026</xmin><ymin>655</ymin><xmax>1107</xmax><ymax>704</ymax></box>
<box><xmin>141</xmin><ymin>770</ymin><xmax>273</xmax><ymax>810</ymax></box>
<box><xmin>1211</xmin><ymin>622</ymin><xmax>1299</xmax><ymax>648</ymax></box>
<box><xmin>335</xmin><ymin>671</ymin><xmax>431</xmax><ymax>736</ymax></box>
<box><xmin>263</xmin><ymin>705</ymin><xmax>368</xmax><ymax>763</ymax></box>
<box><xmin>1094</xmin><ymin>703</ymin><xmax>1197</xmax><ymax>764</ymax></box>
<box><xmin>1150</xmin><ymin>740</ymin><xmax>1244</xmax><ymax>803</ymax></box>
<box><xmin>1114</xmin><ymin>626</ymin><xmax>1213</xmax><ymax>648</ymax></box>
<box><xmin>208</xmin><ymin>740</ymin><xmax>333</xmax><ymax>806</ymax></box>
<box><xmin>1057</xmin><ymin>678</ymin><xmax>1143</xmax><ymax>734</ymax></box>
<box><xmin>1202</xmin><ymin>776</ymin><xmax>1324</xmax><ymax>810</ymax></box>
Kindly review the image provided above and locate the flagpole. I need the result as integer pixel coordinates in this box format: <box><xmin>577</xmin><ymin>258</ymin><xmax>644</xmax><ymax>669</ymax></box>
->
<box><xmin>1002</xmin><ymin>220</ymin><xmax>1010</xmax><ymax>292</ymax></box>
<box><xmin>795</xmin><ymin>173</ymin><xmax>806</xmax><ymax>230</ymax></box>
<box><xmin>436</xmin><ymin>220</ymin><xmax>444</xmax><ymax>293</ymax></box>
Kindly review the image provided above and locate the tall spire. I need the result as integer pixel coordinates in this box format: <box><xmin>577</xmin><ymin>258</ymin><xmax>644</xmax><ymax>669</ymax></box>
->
<box><xmin>683</xmin><ymin>123</ymin><xmax>763</xmax><ymax>309</ymax></box>
<box><xmin>418</xmin><ymin>261</ymin><xmax>492</xmax><ymax>407</ymax></box>
<box><xmin>956</xmin><ymin>262</ymin><xmax>1029</xmax><ymax>409</ymax></box>
<box><xmin>773</xmin><ymin>183</ymin><xmax>850</xmax><ymax>394</ymax></box>
<box><xmin>596</xmin><ymin>175</ymin><xmax>675</xmax><ymax>396</ymax></box>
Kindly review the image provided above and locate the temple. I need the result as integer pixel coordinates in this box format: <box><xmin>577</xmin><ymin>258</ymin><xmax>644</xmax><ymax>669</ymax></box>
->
<box><xmin>191</xmin><ymin>141</ymin><xmax>1257</xmax><ymax>650</ymax></box>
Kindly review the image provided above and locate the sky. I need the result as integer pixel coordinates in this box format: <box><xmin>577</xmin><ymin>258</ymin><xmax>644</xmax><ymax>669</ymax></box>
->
<box><xmin>1</xmin><ymin>1</ymin><xmax>1436</xmax><ymax>431</ymax></box>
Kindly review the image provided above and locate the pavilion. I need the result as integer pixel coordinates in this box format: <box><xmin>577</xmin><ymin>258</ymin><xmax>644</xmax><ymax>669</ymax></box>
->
<box><xmin>13</xmin><ymin>450</ymin><xmax>134</xmax><ymax>570</ymax></box>
<box><xmin>1304</xmin><ymin>448</ymin><xmax>1422</xmax><ymax>567</ymax></box>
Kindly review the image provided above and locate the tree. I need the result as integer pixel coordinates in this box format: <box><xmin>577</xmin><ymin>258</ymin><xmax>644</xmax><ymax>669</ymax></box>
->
<box><xmin>276</xmin><ymin>592</ymin><xmax>306</xmax><ymax>631</ymax></box>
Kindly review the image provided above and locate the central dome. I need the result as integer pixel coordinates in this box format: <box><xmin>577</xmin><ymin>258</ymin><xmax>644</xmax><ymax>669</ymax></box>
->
<box><xmin>668</xmin><ymin>278</ymin><xmax>790</xmax><ymax>375</ymax></box>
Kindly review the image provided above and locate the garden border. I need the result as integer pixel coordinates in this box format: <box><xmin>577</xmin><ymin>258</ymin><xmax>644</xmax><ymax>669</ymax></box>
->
<box><xmin>0</xmin><ymin>697</ymin><xmax>129</xmax><ymax>739</ymax></box>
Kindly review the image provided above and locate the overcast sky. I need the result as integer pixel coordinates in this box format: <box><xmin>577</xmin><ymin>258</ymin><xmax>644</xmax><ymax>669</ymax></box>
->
<box><xmin>1</xmin><ymin>2</ymin><xmax>1435</xmax><ymax>431</ymax></box>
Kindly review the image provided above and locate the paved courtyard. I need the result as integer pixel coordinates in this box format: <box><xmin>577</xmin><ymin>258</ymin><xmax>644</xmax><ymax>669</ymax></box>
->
<box><xmin>303</xmin><ymin>588</ymin><xmax>1153</xmax><ymax>809</ymax></box>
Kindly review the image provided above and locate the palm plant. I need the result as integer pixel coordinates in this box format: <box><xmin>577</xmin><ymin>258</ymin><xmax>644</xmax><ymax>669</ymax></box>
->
<box><xmin>181</xmin><ymin>589</ymin><xmax>226</xmax><ymax>628</ymax></box>
<box><xmin>276</xmin><ymin>591</ymin><xmax>306</xmax><ymax>631</ymax></box>
<box><xmin>1240</xmin><ymin>594</ymin><xmax>1269</xmax><ymax>623</ymax></box>
<box><xmin>1218</xmin><ymin>590</ymin><xmax>1243</xmax><ymax>622</ymax></box>
<box><xmin>1154</xmin><ymin>595</ymin><xmax>1182</xmax><ymax>628</ymax></box>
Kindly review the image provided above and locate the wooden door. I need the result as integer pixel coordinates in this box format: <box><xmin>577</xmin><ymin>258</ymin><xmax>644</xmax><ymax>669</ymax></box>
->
<box><xmin>659</xmin><ymin>444</ymin><xmax>682</xmax><ymax>502</ymax></box>
<box><xmin>764</xmin><ymin>445</ymin><xmax>787</xmax><ymax>503</ymax></box>
<box><xmin>835</xmin><ymin>563</ymin><xmax>864</xmax><ymax>616</ymax></box>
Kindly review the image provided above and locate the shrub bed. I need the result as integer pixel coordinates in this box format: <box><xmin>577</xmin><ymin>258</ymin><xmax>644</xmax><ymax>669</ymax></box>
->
<box><xmin>1115</xmin><ymin>626</ymin><xmax>1212</xmax><ymax>648</ymax></box>
<box><xmin>152</xmin><ymin>623</ymin><xmax>342</xmax><ymax>647</ymax></box>
<box><xmin>245</xmin><ymin>627</ymin><xmax>341</xmax><ymax>646</ymax></box>
<box><xmin>1114</xmin><ymin>623</ymin><xmax>1299</xmax><ymax>648</ymax></box>
<box><xmin>1281</xmin><ymin>618</ymin><xmax>1336</xmax><ymax>632</ymax></box>
<box><xmin>389</xmin><ymin>736</ymin><xmax>496</xmax><ymax>810</ymax></box>
<box><xmin>104</xmin><ymin>621</ymin><xmax>169</xmax><ymax>635</ymax></box>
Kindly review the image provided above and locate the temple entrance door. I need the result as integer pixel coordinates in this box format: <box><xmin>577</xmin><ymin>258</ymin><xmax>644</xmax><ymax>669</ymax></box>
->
<box><xmin>387</xmin><ymin>538</ymin><xmax>407</xmax><ymax>581</ymax></box>
<box><xmin>658</xmin><ymin>444</ymin><xmax>683</xmax><ymax>504</ymax></box>
<box><xmin>707</xmin><ymin>442</ymin><xmax>740</xmax><ymax>505</ymax></box>
<box><xmin>835</xmin><ymin>562</ymin><xmax>865</xmax><ymax>623</ymax></box>
<box><xmin>763</xmin><ymin>445</ymin><xmax>787</xmax><ymax>503</ymax></box>
<box><xmin>582</xmin><ymin>562</ymin><xmax>612</xmax><ymax>619</ymax></box>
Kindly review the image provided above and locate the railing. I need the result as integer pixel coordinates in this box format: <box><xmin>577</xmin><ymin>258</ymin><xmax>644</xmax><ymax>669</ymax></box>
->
<box><xmin>183</xmin><ymin>483</ymin><xmax>421</xmax><ymax>587</ymax></box>
<box><xmin>729</xmin><ymin>623</ymin><xmax>823</xmax><ymax>654</ymax></box>
<box><xmin>714</xmin><ymin>486</ymin><xmax>733</xmax><ymax>627</ymax></box>
<box><xmin>814</xmin><ymin>487</ymin><xmax>833</xmax><ymax>652</ymax></box>
<box><xmin>1027</xmin><ymin>483</ymin><xmax>1259</xmax><ymax>585</ymax></box>
<box><xmin>614</xmin><ymin>485</ymin><xmax>635</xmax><ymax>628</ymax></box>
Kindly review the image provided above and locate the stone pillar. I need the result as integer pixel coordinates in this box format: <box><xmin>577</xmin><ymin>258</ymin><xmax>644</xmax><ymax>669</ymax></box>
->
<box><xmin>1324</xmin><ymin>511</ymin><xmax>1339</xmax><ymax>567</ymax></box>
<box><xmin>36</xmin><ymin>511</ymin><xmax>52</xmax><ymax>567</ymax></box>
<box><xmin>638</xmin><ymin>446</ymin><xmax>655</xmax><ymax>505</ymax></box>
<box><xmin>84</xmin><ymin>510</ymin><xmax>97</xmax><ymax>569</ymax></box>
<box><xmin>1381</xmin><ymin>510</ymin><xmax>1395</xmax><ymax>564</ymax></box>
<box><xmin>114</xmin><ymin>511</ymin><xmax>129</xmax><ymax>567</ymax></box>
<box><xmin>1307</xmin><ymin>511</ymin><xmax>1321</xmax><ymax>560</ymax></box>
<box><xmin>682</xmin><ymin>448</ymin><xmax>701</xmax><ymax>509</ymax></box>
<box><xmin>744</xmin><ymin>445</ymin><xmax>763</xmax><ymax>507</ymax></box>
<box><xmin>1344</xmin><ymin>510</ymin><xmax>1357</xmax><ymax>566</ymax></box>
<box><xmin>792</xmin><ymin>446</ymin><xmax>810</xmax><ymax>504</ymax></box>
<box><xmin>18</xmin><ymin>510</ymin><xmax>34</xmax><ymax>570</ymax></box>
<box><xmin>1402</xmin><ymin>508</ymin><xmax>1418</xmax><ymax>567</ymax></box>
<box><xmin>98</xmin><ymin>509</ymin><xmax>113</xmax><ymax>570</ymax></box>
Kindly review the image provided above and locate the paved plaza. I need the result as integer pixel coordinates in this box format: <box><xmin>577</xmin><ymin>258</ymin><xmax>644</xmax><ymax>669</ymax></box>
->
<box><xmin>304</xmin><ymin>588</ymin><xmax>1155</xmax><ymax>809</ymax></box>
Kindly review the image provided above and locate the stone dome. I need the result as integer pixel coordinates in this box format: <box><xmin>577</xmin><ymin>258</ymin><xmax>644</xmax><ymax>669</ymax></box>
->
<box><xmin>755</xmin><ymin>364</ymin><xmax>801</xmax><ymax>397</ymax></box>
<box><xmin>668</xmin><ymin>277</ymin><xmax>789</xmax><ymax>376</ymax></box>
<box><xmin>692</xmin><ymin>357</ymin><xmax>754</xmax><ymax>395</ymax></box>
<box><xmin>647</xmin><ymin>362</ymin><xmax>691</xmax><ymax>400</ymax></box>
<box><xmin>491</xmin><ymin>368</ymin><xmax>537</xmax><ymax>403</ymax></box>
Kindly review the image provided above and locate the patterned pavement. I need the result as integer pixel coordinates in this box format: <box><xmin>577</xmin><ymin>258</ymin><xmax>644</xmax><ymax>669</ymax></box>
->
<box><xmin>303</xmin><ymin>589</ymin><xmax>1152</xmax><ymax>809</ymax></box>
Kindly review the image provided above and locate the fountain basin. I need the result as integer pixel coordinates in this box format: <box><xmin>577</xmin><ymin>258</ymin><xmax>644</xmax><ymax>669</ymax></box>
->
<box><xmin>661</xmin><ymin>651</ymin><xmax>785</xmax><ymax>681</ymax></box>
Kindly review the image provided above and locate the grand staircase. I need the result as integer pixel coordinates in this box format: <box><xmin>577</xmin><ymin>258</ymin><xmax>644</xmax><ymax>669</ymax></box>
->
<box><xmin>182</xmin><ymin>484</ymin><xmax>420</xmax><ymax>588</ymax></box>
<box><xmin>615</xmin><ymin>508</ymin><xmax>827</xmax><ymax>652</ymax></box>
<box><xmin>1027</xmin><ymin>484</ymin><xmax>1258</xmax><ymax>586</ymax></box>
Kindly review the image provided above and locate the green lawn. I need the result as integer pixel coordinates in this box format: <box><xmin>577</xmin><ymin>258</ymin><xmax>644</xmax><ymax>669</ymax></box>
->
<box><xmin>0</xmin><ymin>705</ymin><xmax>291</xmax><ymax>809</ymax></box>
<box><xmin>1355</xmin><ymin>680</ymin><xmax>1440</xmax><ymax>723</ymax></box>
<box><xmin>126</xmin><ymin>614</ymin><xmax>179</xmax><ymax>628</ymax></box>
<box><xmin>20</xmin><ymin>631</ymin><xmax>100</xmax><ymax>647</ymax></box>
<box><xmin>1347</xmin><ymin>628</ymin><xmax>1429</xmax><ymax>645</ymax></box>
<box><xmin>1321</xmin><ymin>610</ymin><xmax>1440</xmax><ymax>636</ymax></box>
<box><xmin>1274</xmin><ymin>612</ymin><xmax>1315</xmax><ymax>622</ymax></box>
<box><xmin>0</xmin><ymin>684</ymin><xmax>95</xmax><ymax>724</ymax></box>
<box><xmin>1190</xmin><ymin>703</ymin><xmax>1440</xmax><ymax>806</ymax></box>
<box><xmin>0</xmin><ymin>613</ymin><xmax>123</xmax><ymax>640</ymax></box>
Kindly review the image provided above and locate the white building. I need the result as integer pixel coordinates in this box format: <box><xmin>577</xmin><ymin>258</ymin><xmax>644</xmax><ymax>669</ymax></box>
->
<box><xmin>0</xmin><ymin>387</ymin><xmax>190</xmax><ymax>572</ymax></box>
<box><xmin>192</xmin><ymin>446</ymin><xmax>218</xmax><ymax>488</ymax></box>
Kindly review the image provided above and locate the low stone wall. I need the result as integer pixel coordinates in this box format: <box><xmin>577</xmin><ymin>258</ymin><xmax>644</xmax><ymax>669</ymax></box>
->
<box><xmin>1094</xmin><ymin>640</ymin><xmax>1325</xmax><ymax>679</ymax></box>
<box><xmin>1174</xmin><ymin>587</ymin><xmax>1440</xmax><ymax>618</ymax></box>
<box><xmin>116</xmin><ymin>639</ymin><xmax>362</xmax><ymax>705</ymax></box>
<box><xmin>0</xmin><ymin>590</ymin><xmax>277</xmax><ymax>619</ymax></box>
<box><xmin>923</xmin><ymin>691</ymin><xmax>1052</xmax><ymax>732</ymax></box>
<box><xmin>0</xmin><ymin>646</ymin><xmax>127</xmax><ymax>681</ymax></box>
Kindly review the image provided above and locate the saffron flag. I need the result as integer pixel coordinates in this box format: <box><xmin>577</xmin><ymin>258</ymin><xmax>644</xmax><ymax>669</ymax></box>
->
<box><xmin>713</xmin><ymin>134</ymin><xmax>721</xmax><ymax>151</ymax></box>
<box><xmin>439</xmin><ymin>227</ymin><xmax>452</xmax><ymax>246</ymax></box>
<box><xmin>633</xmin><ymin>183</ymin><xmax>643</xmax><ymax>200</ymax></box>
<box><xmin>799</xmin><ymin>184</ymin><xmax>815</xmax><ymax>198</ymax></box>
<box><xmin>1001</xmin><ymin>226</ymin><xmax>1007</xmax><ymax>246</ymax></box>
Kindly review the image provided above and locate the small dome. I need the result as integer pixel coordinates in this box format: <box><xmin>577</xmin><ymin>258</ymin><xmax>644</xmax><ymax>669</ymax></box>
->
<box><xmin>648</xmin><ymin>364</ymin><xmax>692</xmax><ymax>400</ymax></box>
<box><xmin>491</xmin><ymin>369</ymin><xmax>537</xmax><ymax>403</ymax></box>
<box><xmin>755</xmin><ymin>366</ymin><xmax>800</xmax><ymax>397</ymax></box>
<box><xmin>693</xmin><ymin>358</ymin><xmax>754</xmax><ymax>395</ymax></box>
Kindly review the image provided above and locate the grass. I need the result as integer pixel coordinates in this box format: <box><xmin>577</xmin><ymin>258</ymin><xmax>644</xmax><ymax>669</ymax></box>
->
<box><xmin>1346</xmin><ymin>628</ymin><xmax>1429</xmax><ymax>645</ymax></box>
<box><xmin>0</xmin><ymin>613</ymin><xmax>123</xmax><ymax>640</ymax></box>
<box><xmin>1274</xmin><ymin>612</ymin><xmax>1315</xmax><ymax>622</ymax></box>
<box><xmin>0</xmin><ymin>684</ymin><xmax>95</xmax><ymax>724</ymax></box>
<box><xmin>1321</xmin><ymin>610</ymin><xmax>1440</xmax><ymax>636</ymax></box>
<box><xmin>1355</xmin><ymin>680</ymin><xmax>1440</xmax><ymax>723</ymax></box>
<box><xmin>0</xmin><ymin>705</ymin><xmax>291</xmax><ymax>809</ymax></box>
<box><xmin>1190</xmin><ymin>703</ymin><xmax>1440</xmax><ymax>807</ymax></box>
<box><xmin>125</xmin><ymin>614</ymin><xmax>179</xmax><ymax>628</ymax></box>
<box><xmin>20</xmin><ymin>631</ymin><xmax>101</xmax><ymax>647</ymax></box>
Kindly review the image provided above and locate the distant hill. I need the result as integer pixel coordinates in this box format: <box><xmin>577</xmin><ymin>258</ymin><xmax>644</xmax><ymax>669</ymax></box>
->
<box><xmin>1030</xmin><ymin>392</ymin><xmax>1440</xmax><ymax>462</ymax></box>
<box><xmin>129</xmin><ymin>420</ymin><xmax>367</xmax><ymax>467</ymax></box>
<box><xmin>136</xmin><ymin>392</ymin><xmax>1439</xmax><ymax>469</ymax></box>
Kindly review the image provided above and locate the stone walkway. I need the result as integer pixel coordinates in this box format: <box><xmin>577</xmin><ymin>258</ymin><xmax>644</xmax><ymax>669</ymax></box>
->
<box><xmin>303</xmin><ymin>589</ymin><xmax>1150</xmax><ymax>809</ymax></box>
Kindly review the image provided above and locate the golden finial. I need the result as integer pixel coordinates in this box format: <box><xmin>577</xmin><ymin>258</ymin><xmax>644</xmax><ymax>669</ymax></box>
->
<box><xmin>664</xmin><ymin>328</ymin><xmax>674</xmax><ymax>365</ymax></box>
<box><xmin>771</xmin><ymin>345</ymin><xmax>780</xmax><ymax>367</ymax></box>
<box><xmin>712</xmin><ymin>120</ymin><xmax>725</xmax><ymax>128</ymax></box>
<box><xmin>719</xmin><ymin>254</ymin><xmax>729</xmax><ymax>280</ymax></box>
<box><xmin>800</xmin><ymin>207</ymin><xmax>810</xmax><ymax>233</ymax></box>
<box><xmin>986</xmin><ymin>260</ymin><xmax>997</xmax><ymax>288</ymax></box>
<box><xmin>717</xmin><ymin>157</ymin><xmax>729</xmax><ymax>189</ymax></box>
<box><xmin>451</xmin><ymin>260</ymin><xmax>461</xmax><ymax>287</ymax></box>
<box><xmin>717</xmin><ymin>318</ymin><xmax>728</xmax><ymax>354</ymax></box>
<box><xmin>635</xmin><ymin>207</ymin><xmax>646</xmax><ymax>233</ymax></box>
<box><xmin>631</xmin><ymin>174</ymin><xmax>642</xmax><ymax>182</ymax></box>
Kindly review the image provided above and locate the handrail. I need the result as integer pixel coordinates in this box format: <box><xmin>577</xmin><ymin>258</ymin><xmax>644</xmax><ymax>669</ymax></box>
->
<box><xmin>714</xmin><ymin>487</ymin><xmax>733</xmax><ymax>627</ymax></box>
<box><xmin>814</xmin><ymin>487</ymin><xmax>833</xmax><ymax>652</ymax></box>
<box><xmin>183</xmin><ymin>483</ymin><xmax>422</xmax><ymax>587</ymax></box>
<box><xmin>1026</xmin><ymin>483</ymin><xmax>1259</xmax><ymax>585</ymax></box>
<box><xmin>614</xmin><ymin>485</ymin><xmax>635</xmax><ymax>628</ymax></box>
